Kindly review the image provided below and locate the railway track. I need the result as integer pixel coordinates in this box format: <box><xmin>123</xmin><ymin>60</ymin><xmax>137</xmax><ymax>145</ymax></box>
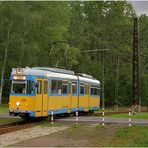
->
<box><xmin>0</xmin><ymin>121</ymin><xmax>40</xmax><ymax>135</ymax></box>
<box><xmin>0</xmin><ymin>111</ymin><xmax>135</xmax><ymax>135</ymax></box>
<box><xmin>0</xmin><ymin>120</ymin><xmax>26</xmax><ymax>128</ymax></box>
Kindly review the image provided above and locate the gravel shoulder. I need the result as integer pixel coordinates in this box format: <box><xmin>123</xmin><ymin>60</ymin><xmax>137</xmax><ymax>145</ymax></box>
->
<box><xmin>0</xmin><ymin>126</ymin><xmax>67</xmax><ymax>147</ymax></box>
<box><xmin>11</xmin><ymin>125</ymin><xmax>118</xmax><ymax>147</ymax></box>
<box><xmin>11</xmin><ymin>125</ymin><xmax>148</xmax><ymax>147</ymax></box>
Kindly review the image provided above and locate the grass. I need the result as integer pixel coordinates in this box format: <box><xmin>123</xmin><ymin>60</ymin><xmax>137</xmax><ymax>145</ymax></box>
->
<box><xmin>45</xmin><ymin>125</ymin><xmax>148</xmax><ymax>147</ymax></box>
<box><xmin>132</xmin><ymin>112</ymin><xmax>148</xmax><ymax>119</ymax></box>
<box><xmin>0</xmin><ymin>104</ymin><xmax>22</xmax><ymax>125</ymax></box>
<box><xmin>0</xmin><ymin>104</ymin><xmax>8</xmax><ymax>113</ymax></box>
<box><xmin>0</xmin><ymin>118</ymin><xmax>22</xmax><ymax>125</ymax></box>
<box><xmin>40</xmin><ymin>120</ymin><xmax>62</xmax><ymax>127</ymax></box>
<box><xmin>105</xmin><ymin>126</ymin><xmax>148</xmax><ymax>147</ymax></box>
<box><xmin>52</xmin><ymin>125</ymin><xmax>148</xmax><ymax>147</ymax></box>
<box><xmin>107</xmin><ymin>112</ymin><xmax>148</xmax><ymax>119</ymax></box>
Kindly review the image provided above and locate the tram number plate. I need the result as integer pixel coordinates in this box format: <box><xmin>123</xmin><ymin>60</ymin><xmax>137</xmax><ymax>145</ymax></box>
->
<box><xmin>21</xmin><ymin>98</ymin><xmax>26</xmax><ymax>102</ymax></box>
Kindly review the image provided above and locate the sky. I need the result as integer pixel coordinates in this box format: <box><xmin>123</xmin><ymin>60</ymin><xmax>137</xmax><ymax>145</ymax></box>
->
<box><xmin>131</xmin><ymin>1</ymin><xmax>148</xmax><ymax>16</ymax></box>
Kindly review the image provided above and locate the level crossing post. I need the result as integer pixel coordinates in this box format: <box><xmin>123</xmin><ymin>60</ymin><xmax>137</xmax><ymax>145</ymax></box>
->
<box><xmin>76</xmin><ymin>108</ymin><xmax>79</xmax><ymax>125</ymax></box>
<box><xmin>51</xmin><ymin>109</ymin><xmax>54</xmax><ymax>124</ymax></box>
<box><xmin>102</xmin><ymin>108</ymin><xmax>105</xmax><ymax>126</ymax></box>
<box><xmin>128</xmin><ymin>108</ymin><xmax>132</xmax><ymax>126</ymax></box>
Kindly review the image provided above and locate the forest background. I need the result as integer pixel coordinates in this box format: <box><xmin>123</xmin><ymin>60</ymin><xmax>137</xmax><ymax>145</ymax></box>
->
<box><xmin>0</xmin><ymin>1</ymin><xmax>148</xmax><ymax>106</ymax></box>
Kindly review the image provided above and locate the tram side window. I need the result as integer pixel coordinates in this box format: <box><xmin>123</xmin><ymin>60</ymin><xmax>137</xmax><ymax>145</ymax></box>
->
<box><xmin>80</xmin><ymin>83</ymin><xmax>85</xmax><ymax>95</ymax></box>
<box><xmin>26</xmin><ymin>81</ymin><xmax>34</xmax><ymax>94</ymax></box>
<box><xmin>51</xmin><ymin>80</ymin><xmax>57</xmax><ymax>94</ymax></box>
<box><xmin>96</xmin><ymin>89</ymin><xmax>99</xmax><ymax>95</ymax></box>
<box><xmin>72</xmin><ymin>82</ymin><xmax>77</xmax><ymax>94</ymax></box>
<box><xmin>57</xmin><ymin>80</ymin><xmax>62</xmax><ymax>94</ymax></box>
<box><xmin>51</xmin><ymin>80</ymin><xmax>68</xmax><ymax>95</ymax></box>
<box><xmin>37</xmin><ymin>80</ymin><xmax>42</xmax><ymax>94</ymax></box>
<box><xmin>62</xmin><ymin>81</ymin><xmax>68</xmax><ymax>94</ymax></box>
<box><xmin>91</xmin><ymin>85</ymin><xmax>100</xmax><ymax>96</ymax></box>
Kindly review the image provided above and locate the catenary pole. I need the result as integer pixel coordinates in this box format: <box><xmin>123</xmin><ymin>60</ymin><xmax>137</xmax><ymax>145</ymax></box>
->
<box><xmin>0</xmin><ymin>47</ymin><xmax>8</xmax><ymax>104</ymax></box>
<box><xmin>132</xmin><ymin>17</ymin><xmax>140</xmax><ymax>112</ymax></box>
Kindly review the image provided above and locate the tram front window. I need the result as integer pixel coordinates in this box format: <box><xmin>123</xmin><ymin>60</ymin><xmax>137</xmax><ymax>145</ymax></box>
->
<box><xmin>11</xmin><ymin>81</ymin><xmax>35</xmax><ymax>94</ymax></box>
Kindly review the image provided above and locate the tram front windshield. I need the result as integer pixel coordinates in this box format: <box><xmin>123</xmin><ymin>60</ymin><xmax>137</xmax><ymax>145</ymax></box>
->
<box><xmin>11</xmin><ymin>80</ymin><xmax>35</xmax><ymax>94</ymax></box>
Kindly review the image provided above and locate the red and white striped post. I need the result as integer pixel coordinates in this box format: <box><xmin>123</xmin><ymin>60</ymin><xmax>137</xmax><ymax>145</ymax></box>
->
<box><xmin>128</xmin><ymin>108</ymin><xmax>131</xmax><ymax>126</ymax></box>
<box><xmin>51</xmin><ymin>109</ymin><xmax>54</xmax><ymax>124</ymax></box>
<box><xmin>102</xmin><ymin>108</ymin><xmax>105</xmax><ymax>126</ymax></box>
<box><xmin>76</xmin><ymin>108</ymin><xmax>79</xmax><ymax>125</ymax></box>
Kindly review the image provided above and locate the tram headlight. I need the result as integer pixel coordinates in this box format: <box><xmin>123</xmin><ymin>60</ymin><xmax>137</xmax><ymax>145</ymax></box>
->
<box><xmin>16</xmin><ymin>102</ymin><xmax>20</xmax><ymax>106</ymax></box>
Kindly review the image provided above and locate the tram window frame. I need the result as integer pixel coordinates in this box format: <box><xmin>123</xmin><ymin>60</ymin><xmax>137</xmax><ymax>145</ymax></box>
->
<box><xmin>80</xmin><ymin>83</ymin><xmax>85</xmax><ymax>95</ymax></box>
<box><xmin>51</xmin><ymin>79</ymin><xmax>68</xmax><ymax>95</ymax></box>
<box><xmin>26</xmin><ymin>81</ymin><xmax>35</xmax><ymax>94</ymax></box>
<box><xmin>90</xmin><ymin>85</ymin><xmax>100</xmax><ymax>96</ymax></box>
<box><xmin>61</xmin><ymin>80</ymin><xmax>68</xmax><ymax>94</ymax></box>
<box><xmin>72</xmin><ymin>82</ymin><xmax>77</xmax><ymax>95</ymax></box>
<box><xmin>37</xmin><ymin>80</ymin><xmax>42</xmax><ymax>94</ymax></box>
<box><xmin>51</xmin><ymin>80</ymin><xmax>57</xmax><ymax>94</ymax></box>
<box><xmin>11</xmin><ymin>81</ymin><xmax>26</xmax><ymax>94</ymax></box>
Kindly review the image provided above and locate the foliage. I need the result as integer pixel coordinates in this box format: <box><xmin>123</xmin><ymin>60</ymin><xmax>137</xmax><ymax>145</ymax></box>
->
<box><xmin>0</xmin><ymin>1</ymin><xmax>148</xmax><ymax>106</ymax></box>
<box><xmin>0</xmin><ymin>104</ymin><xmax>8</xmax><ymax>113</ymax></box>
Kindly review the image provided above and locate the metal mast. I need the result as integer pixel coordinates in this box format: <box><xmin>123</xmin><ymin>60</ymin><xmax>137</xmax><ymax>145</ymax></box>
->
<box><xmin>101</xmin><ymin>51</ymin><xmax>105</xmax><ymax>109</ymax></box>
<box><xmin>132</xmin><ymin>17</ymin><xmax>140</xmax><ymax>110</ymax></box>
<box><xmin>0</xmin><ymin>47</ymin><xmax>8</xmax><ymax>104</ymax></box>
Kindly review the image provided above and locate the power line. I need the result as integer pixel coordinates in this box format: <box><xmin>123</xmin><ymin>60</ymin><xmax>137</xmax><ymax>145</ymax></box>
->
<box><xmin>87</xmin><ymin>32</ymin><xmax>133</xmax><ymax>110</ymax></box>
<box><xmin>82</xmin><ymin>49</ymin><xmax>110</xmax><ymax>53</ymax></box>
<box><xmin>87</xmin><ymin>32</ymin><xmax>132</xmax><ymax>64</ymax></box>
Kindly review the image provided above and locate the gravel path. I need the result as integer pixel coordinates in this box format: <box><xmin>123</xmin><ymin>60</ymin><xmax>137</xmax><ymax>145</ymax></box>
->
<box><xmin>0</xmin><ymin>126</ymin><xmax>67</xmax><ymax>147</ymax></box>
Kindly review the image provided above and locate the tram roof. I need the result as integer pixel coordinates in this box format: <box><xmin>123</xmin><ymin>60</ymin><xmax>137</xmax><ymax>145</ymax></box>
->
<box><xmin>11</xmin><ymin>67</ymin><xmax>100</xmax><ymax>85</ymax></box>
<box><xmin>78</xmin><ymin>76</ymin><xmax>100</xmax><ymax>85</ymax></box>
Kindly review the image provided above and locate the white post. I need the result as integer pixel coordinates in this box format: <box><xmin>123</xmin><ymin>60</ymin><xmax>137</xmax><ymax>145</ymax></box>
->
<box><xmin>76</xmin><ymin>108</ymin><xmax>78</xmax><ymax>125</ymax></box>
<box><xmin>51</xmin><ymin>109</ymin><xmax>54</xmax><ymax>124</ymax></box>
<box><xmin>102</xmin><ymin>108</ymin><xmax>105</xmax><ymax>126</ymax></box>
<box><xmin>129</xmin><ymin>108</ymin><xmax>131</xmax><ymax>126</ymax></box>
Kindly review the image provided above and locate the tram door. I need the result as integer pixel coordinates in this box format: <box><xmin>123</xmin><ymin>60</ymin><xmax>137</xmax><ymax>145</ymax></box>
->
<box><xmin>69</xmin><ymin>81</ymin><xmax>72</xmax><ymax>113</ymax></box>
<box><xmin>36</xmin><ymin>78</ymin><xmax>48</xmax><ymax>117</ymax></box>
<box><xmin>86</xmin><ymin>84</ymin><xmax>90</xmax><ymax>110</ymax></box>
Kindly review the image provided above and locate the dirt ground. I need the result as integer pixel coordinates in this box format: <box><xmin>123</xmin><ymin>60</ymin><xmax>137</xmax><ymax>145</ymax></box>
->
<box><xmin>12</xmin><ymin>125</ymin><xmax>118</xmax><ymax>147</ymax></box>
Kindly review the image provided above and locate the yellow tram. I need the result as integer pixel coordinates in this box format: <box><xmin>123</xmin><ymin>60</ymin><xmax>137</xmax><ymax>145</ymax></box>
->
<box><xmin>9</xmin><ymin>67</ymin><xmax>100</xmax><ymax>118</ymax></box>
